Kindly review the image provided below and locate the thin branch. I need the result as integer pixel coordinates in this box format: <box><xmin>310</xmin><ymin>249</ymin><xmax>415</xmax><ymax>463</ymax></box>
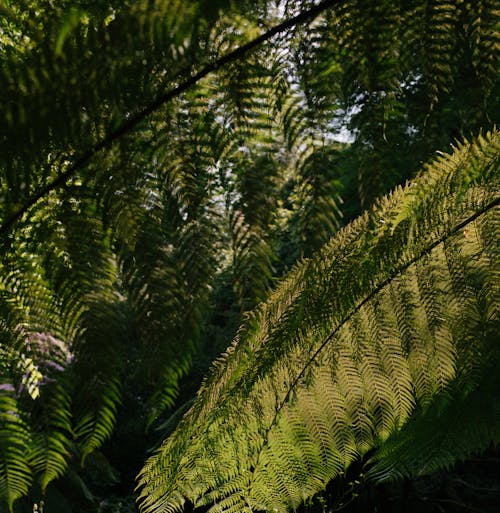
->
<box><xmin>0</xmin><ymin>0</ymin><xmax>341</xmax><ymax>237</ymax></box>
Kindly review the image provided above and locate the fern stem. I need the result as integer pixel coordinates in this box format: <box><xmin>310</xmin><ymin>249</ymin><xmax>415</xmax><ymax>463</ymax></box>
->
<box><xmin>0</xmin><ymin>0</ymin><xmax>342</xmax><ymax>238</ymax></box>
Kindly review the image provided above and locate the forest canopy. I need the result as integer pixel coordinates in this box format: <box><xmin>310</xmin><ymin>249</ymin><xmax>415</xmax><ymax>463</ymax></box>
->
<box><xmin>0</xmin><ymin>1</ymin><xmax>498</xmax><ymax>512</ymax></box>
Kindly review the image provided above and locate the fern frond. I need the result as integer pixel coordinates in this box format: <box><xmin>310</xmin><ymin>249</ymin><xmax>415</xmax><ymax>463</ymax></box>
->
<box><xmin>466</xmin><ymin>0</ymin><xmax>500</xmax><ymax>99</ymax></box>
<box><xmin>229</xmin><ymin>154</ymin><xmax>280</xmax><ymax>310</ymax></box>
<box><xmin>292</xmin><ymin>145</ymin><xmax>343</xmax><ymax>254</ymax></box>
<box><xmin>74</xmin><ymin>376</ymin><xmax>121</xmax><ymax>464</ymax></box>
<box><xmin>0</xmin><ymin>1</ymin><xmax>498</xmax><ymax>510</ymax></box>
<box><xmin>0</xmin><ymin>392</ymin><xmax>32</xmax><ymax>512</ymax></box>
<box><xmin>137</xmin><ymin>129</ymin><xmax>499</xmax><ymax>513</ymax></box>
<box><xmin>30</xmin><ymin>381</ymin><xmax>73</xmax><ymax>493</ymax></box>
<box><xmin>366</xmin><ymin>351</ymin><xmax>500</xmax><ymax>481</ymax></box>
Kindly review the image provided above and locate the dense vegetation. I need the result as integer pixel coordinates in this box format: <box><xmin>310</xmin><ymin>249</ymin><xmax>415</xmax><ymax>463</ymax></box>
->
<box><xmin>0</xmin><ymin>1</ymin><xmax>498</xmax><ymax>512</ymax></box>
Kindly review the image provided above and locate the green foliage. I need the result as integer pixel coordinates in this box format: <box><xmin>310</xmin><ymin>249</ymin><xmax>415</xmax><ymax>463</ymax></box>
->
<box><xmin>30</xmin><ymin>382</ymin><xmax>73</xmax><ymax>492</ymax></box>
<box><xmin>0</xmin><ymin>393</ymin><xmax>32</xmax><ymax>510</ymax></box>
<box><xmin>137</xmin><ymin>130</ymin><xmax>499</xmax><ymax>512</ymax></box>
<box><xmin>0</xmin><ymin>0</ymin><xmax>498</xmax><ymax>511</ymax></box>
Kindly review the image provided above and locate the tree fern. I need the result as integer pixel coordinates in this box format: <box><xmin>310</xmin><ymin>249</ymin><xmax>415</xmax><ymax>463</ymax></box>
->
<box><xmin>0</xmin><ymin>0</ymin><xmax>498</xmax><ymax>509</ymax></box>
<box><xmin>137</xmin><ymin>129</ymin><xmax>499</xmax><ymax>513</ymax></box>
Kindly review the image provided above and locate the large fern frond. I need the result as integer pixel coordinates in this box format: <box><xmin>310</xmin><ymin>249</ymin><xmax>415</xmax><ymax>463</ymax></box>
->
<box><xmin>0</xmin><ymin>1</ymin><xmax>498</xmax><ymax>509</ymax></box>
<box><xmin>137</xmin><ymin>129</ymin><xmax>499</xmax><ymax>513</ymax></box>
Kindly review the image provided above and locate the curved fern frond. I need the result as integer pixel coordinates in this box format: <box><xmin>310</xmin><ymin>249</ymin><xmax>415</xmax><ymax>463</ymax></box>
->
<box><xmin>137</xmin><ymin>129</ymin><xmax>499</xmax><ymax>513</ymax></box>
<box><xmin>229</xmin><ymin>154</ymin><xmax>280</xmax><ymax>310</ymax></box>
<box><xmin>292</xmin><ymin>145</ymin><xmax>344</xmax><ymax>255</ymax></box>
<box><xmin>30</xmin><ymin>381</ymin><xmax>73</xmax><ymax>493</ymax></box>
<box><xmin>0</xmin><ymin>1</ymin><xmax>498</xmax><ymax>510</ymax></box>
<box><xmin>0</xmin><ymin>392</ymin><xmax>31</xmax><ymax>512</ymax></box>
<box><xmin>74</xmin><ymin>376</ymin><xmax>121</xmax><ymax>464</ymax></box>
<box><xmin>366</xmin><ymin>358</ymin><xmax>500</xmax><ymax>482</ymax></box>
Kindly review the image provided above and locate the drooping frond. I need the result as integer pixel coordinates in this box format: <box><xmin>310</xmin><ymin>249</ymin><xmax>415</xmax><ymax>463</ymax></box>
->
<box><xmin>29</xmin><ymin>380</ymin><xmax>73</xmax><ymax>493</ymax></box>
<box><xmin>290</xmin><ymin>146</ymin><xmax>344</xmax><ymax>255</ymax></box>
<box><xmin>0</xmin><ymin>0</ymin><xmax>498</xmax><ymax>509</ymax></box>
<box><xmin>137</xmin><ymin>129</ymin><xmax>499</xmax><ymax>513</ymax></box>
<box><xmin>229</xmin><ymin>154</ymin><xmax>280</xmax><ymax>310</ymax></box>
<box><xmin>0</xmin><ymin>392</ymin><xmax>31</xmax><ymax>512</ymax></box>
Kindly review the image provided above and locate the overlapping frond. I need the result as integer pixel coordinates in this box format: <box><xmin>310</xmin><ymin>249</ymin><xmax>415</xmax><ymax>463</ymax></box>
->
<box><xmin>0</xmin><ymin>0</ymin><xmax>498</xmax><ymax>510</ymax></box>
<box><xmin>137</xmin><ymin>130</ymin><xmax>499</xmax><ymax>513</ymax></box>
<box><xmin>0</xmin><ymin>3</ymin><xmax>239</xmax><ymax>503</ymax></box>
